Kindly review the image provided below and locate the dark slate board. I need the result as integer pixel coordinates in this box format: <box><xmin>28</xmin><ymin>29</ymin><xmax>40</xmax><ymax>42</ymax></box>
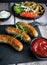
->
<box><xmin>0</xmin><ymin>24</ymin><xmax>43</xmax><ymax>65</ymax></box>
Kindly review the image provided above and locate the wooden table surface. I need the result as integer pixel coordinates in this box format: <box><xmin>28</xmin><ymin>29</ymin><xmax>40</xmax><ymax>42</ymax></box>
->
<box><xmin>0</xmin><ymin>3</ymin><xmax>47</xmax><ymax>65</ymax></box>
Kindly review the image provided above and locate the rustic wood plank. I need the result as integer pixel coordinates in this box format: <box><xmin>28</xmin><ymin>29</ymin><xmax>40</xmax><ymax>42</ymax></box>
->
<box><xmin>36</xmin><ymin>4</ymin><xmax>47</xmax><ymax>24</ymax></box>
<box><xmin>38</xmin><ymin>26</ymin><xmax>47</xmax><ymax>38</ymax></box>
<box><xmin>10</xmin><ymin>3</ymin><xmax>15</xmax><ymax>24</ymax></box>
<box><xmin>15</xmin><ymin>17</ymin><xmax>33</xmax><ymax>24</ymax></box>
<box><xmin>17</xmin><ymin>61</ymin><xmax>47</xmax><ymax>65</ymax></box>
<box><xmin>0</xmin><ymin>3</ymin><xmax>9</xmax><ymax>10</ymax></box>
<box><xmin>0</xmin><ymin>3</ymin><xmax>14</xmax><ymax>25</ymax></box>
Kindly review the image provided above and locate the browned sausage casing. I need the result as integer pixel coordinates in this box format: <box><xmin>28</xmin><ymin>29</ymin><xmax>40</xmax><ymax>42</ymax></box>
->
<box><xmin>6</xmin><ymin>27</ymin><xmax>31</xmax><ymax>42</ymax></box>
<box><xmin>0</xmin><ymin>34</ymin><xmax>23</xmax><ymax>51</ymax></box>
<box><xmin>16</xmin><ymin>22</ymin><xmax>38</xmax><ymax>37</ymax></box>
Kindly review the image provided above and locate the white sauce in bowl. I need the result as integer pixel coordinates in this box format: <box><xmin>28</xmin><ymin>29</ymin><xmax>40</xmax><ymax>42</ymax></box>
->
<box><xmin>0</xmin><ymin>11</ymin><xmax>10</xmax><ymax>18</ymax></box>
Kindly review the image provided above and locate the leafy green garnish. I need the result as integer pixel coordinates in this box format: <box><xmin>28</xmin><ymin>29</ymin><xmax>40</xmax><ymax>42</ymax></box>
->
<box><xmin>13</xmin><ymin>3</ymin><xmax>23</xmax><ymax>14</ymax></box>
<box><xmin>14</xmin><ymin>22</ymin><xmax>28</xmax><ymax>40</ymax></box>
<box><xmin>14</xmin><ymin>33</ymin><xmax>23</xmax><ymax>40</ymax></box>
<box><xmin>13</xmin><ymin>6</ymin><xmax>22</xmax><ymax>14</ymax></box>
<box><xmin>16</xmin><ymin>24</ymin><xmax>28</xmax><ymax>33</ymax></box>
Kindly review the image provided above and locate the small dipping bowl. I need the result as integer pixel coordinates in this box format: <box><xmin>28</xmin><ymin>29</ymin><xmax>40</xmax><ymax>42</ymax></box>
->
<box><xmin>0</xmin><ymin>10</ymin><xmax>11</xmax><ymax>21</ymax></box>
<box><xmin>30</xmin><ymin>37</ymin><xmax>47</xmax><ymax>60</ymax></box>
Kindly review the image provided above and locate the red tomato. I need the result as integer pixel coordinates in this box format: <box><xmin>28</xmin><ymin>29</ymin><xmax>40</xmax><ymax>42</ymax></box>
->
<box><xmin>31</xmin><ymin>38</ymin><xmax>47</xmax><ymax>57</ymax></box>
<box><xmin>20</xmin><ymin>11</ymin><xmax>38</xmax><ymax>18</ymax></box>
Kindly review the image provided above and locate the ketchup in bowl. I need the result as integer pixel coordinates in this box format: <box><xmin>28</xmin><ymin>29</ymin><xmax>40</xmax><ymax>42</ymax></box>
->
<box><xmin>31</xmin><ymin>38</ymin><xmax>47</xmax><ymax>58</ymax></box>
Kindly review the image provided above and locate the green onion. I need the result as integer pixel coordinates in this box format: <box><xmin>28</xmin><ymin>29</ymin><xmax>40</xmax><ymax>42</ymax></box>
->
<box><xmin>14</xmin><ymin>24</ymin><xmax>28</xmax><ymax>40</ymax></box>
<box><xmin>14</xmin><ymin>33</ymin><xmax>23</xmax><ymax>40</ymax></box>
<box><xmin>16</xmin><ymin>24</ymin><xmax>28</xmax><ymax>33</ymax></box>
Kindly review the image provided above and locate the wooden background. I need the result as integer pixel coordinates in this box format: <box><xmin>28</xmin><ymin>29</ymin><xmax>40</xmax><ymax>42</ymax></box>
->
<box><xmin>0</xmin><ymin>3</ymin><xmax>47</xmax><ymax>65</ymax></box>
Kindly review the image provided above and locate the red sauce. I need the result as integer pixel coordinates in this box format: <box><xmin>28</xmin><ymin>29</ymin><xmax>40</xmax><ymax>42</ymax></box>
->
<box><xmin>20</xmin><ymin>11</ymin><xmax>38</xmax><ymax>18</ymax></box>
<box><xmin>31</xmin><ymin>38</ymin><xmax>47</xmax><ymax>57</ymax></box>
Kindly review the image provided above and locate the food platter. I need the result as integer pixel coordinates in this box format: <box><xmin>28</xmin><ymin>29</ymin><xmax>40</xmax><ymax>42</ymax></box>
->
<box><xmin>12</xmin><ymin>1</ymin><xmax>45</xmax><ymax>20</ymax></box>
<box><xmin>0</xmin><ymin>21</ymin><xmax>47</xmax><ymax>65</ymax></box>
<box><xmin>0</xmin><ymin>23</ymin><xmax>46</xmax><ymax>65</ymax></box>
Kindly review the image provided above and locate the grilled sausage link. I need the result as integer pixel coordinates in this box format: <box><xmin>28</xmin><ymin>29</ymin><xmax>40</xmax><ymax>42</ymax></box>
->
<box><xmin>6</xmin><ymin>27</ymin><xmax>31</xmax><ymax>42</ymax></box>
<box><xmin>16</xmin><ymin>22</ymin><xmax>38</xmax><ymax>37</ymax></box>
<box><xmin>0</xmin><ymin>34</ymin><xmax>23</xmax><ymax>51</ymax></box>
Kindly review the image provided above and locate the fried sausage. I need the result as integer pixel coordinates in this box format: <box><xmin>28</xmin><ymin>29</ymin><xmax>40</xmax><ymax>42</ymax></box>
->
<box><xmin>0</xmin><ymin>34</ymin><xmax>23</xmax><ymax>51</ymax></box>
<box><xmin>6</xmin><ymin>27</ymin><xmax>31</xmax><ymax>42</ymax></box>
<box><xmin>16</xmin><ymin>22</ymin><xmax>38</xmax><ymax>37</ymax></box>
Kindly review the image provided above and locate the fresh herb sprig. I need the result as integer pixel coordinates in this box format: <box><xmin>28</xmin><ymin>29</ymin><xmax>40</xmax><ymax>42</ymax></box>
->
<box><xmin>14</xmin><ymin>24</ymin><xmax>28</xmax><ymax>40</ymax></box>
<box><xmin>14</xmin><ymin>33</ymin><xmax>23</xmax><ymax>40</ymax></box>
<box><xmin>16</xmin><ymin>24</ymin><xmax>28</xmax><ymax>33</ymax></box>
